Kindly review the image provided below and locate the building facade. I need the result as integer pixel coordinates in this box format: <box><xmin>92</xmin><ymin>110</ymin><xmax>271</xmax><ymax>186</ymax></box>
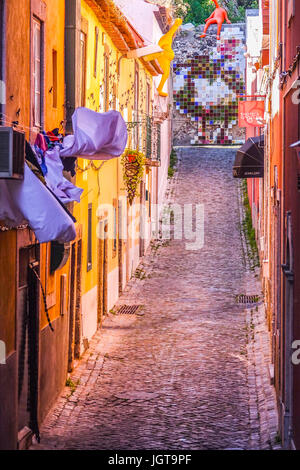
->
<box><xmin>0</xmin><ymin>0</ymin><xmax>69</xmax><ymax>450</ymax></box>
<box><xmin>0</xmin><ymin>0</ymin><xmax>173</xmax><ymax>450</ymax></box>
<box><xmin>244</xmin><ymin>0</ymin><xmax>300</xmax><ymax>449</ymax></box>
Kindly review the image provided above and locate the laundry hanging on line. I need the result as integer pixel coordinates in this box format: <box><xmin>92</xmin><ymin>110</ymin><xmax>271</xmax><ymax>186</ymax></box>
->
<box><xmin>60</xmin><ymin>108</ymin><xmax>128</xmax><ymax>160</ymax></box>
<box><xmin>0</xmin><ymin>108</ymin><xmax>128</xmax><ymax>243</ymax></box>
<box><xmin>34</xmin><ymin>132</ymin><xmax>83</xmax><ymax>204</ymax></box>
<box><xmin>43</xmin><ymin>146</ymin><xmax>83</xmax><ymax>204</ymax></box>
<box><xmin>0</xmin><ymin>163</ymin><xmax>76</xmax><ymax>243</ymax></box>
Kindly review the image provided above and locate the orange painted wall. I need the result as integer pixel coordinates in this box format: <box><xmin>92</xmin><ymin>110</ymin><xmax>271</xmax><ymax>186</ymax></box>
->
<box><xmin>5</xmin><ymin>0</ymin><xmax>31</xmax><ymax>136</ymax></box>
<box><xmin>0</xmin><ymin>1</ymin><xmax>31</xmax><ymax>362</ymax></box>
<box><xmin>269</xmin><ymin>112</ymin><xmax>282</xmax><ymax>188</ymax></box>
<box><xmin>0</xmin><ymin>230</ymin><xmax>17</xmax><ymax>356</ymax></box>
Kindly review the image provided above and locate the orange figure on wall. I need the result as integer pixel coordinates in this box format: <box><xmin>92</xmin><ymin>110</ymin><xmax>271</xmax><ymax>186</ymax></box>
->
<box><xmin>199</xmin><ymin>0</ymin><xmax>231</xmax><ymax>40</ymax></box>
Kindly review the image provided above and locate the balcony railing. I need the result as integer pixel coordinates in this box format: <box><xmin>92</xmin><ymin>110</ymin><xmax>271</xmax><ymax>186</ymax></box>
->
<box><xmin>126</xmin><ymin>114</ymin><xmax>161</xmax><ymax>167</ymax></box>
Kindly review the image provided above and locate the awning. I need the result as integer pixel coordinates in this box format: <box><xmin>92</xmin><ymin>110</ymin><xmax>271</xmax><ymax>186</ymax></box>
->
<box><xmin>233</xmin><ymin>135</ymin><xmax>264</xmax><ymax>178</ymax></box>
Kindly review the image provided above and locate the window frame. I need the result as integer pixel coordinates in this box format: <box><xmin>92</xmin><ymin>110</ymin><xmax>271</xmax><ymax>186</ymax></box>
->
<box><xmin>52</xmin><ymin>49</ymin><xmax>58</xmax><ymax>109</ymax></box>
<box><xmin>87</xmin><ymin>203</ymin><xmax>93</xmax><ymax>272</ymax></box>
<box><xmin>79</xmin><ymin>30</ymin><xmax>87</xmax><ymax>108</ymax></box>
<box><xmin>112</xmin><ymin>199</ymin><xmax>117</xmax><ymax>256</ymax></box>
<box><xmin>31</xmin><ymin>16</ymin><xmax>44</xmax><ymax>130</ymax></box>
<box><xmin>94</xmin><ymin>26</ymin><xmax>99</xmax><ymax>78</ymax></box>
<box><xmin>103</xmin><ymin>50</ymin><xmax>109</xmax><ymax>112</ymax></box>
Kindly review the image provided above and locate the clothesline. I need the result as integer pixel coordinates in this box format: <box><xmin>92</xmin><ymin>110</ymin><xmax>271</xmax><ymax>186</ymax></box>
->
<box><xmin>0</xmin><ymin>107</ymin><xmax>128</xmax><ymax>244</ymax></box>
<box><xmin>0</xmin><ymin>114</ymin><xmax>65</xmax><ymax>134</ymax></box>
<box><xmin>0</xmin><ymin>113</ymin><xmax>121</xmax><ymax>175</ymax></box>
<box><xmin>0</xmin><ymin>112</ymin><xmax>173</xmax><ymax>133</ymax></box>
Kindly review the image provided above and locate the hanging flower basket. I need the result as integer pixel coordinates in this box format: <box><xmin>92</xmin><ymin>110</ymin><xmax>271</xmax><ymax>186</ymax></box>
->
<box><xmin>127</xmin><ymin>153</ymin><xmax>137</xmax><ymax>163</ymax></box>
<box><xmin>122</xmin><ymin>149</ymin><xmax>145</xmax><ymax>205</ymax></box>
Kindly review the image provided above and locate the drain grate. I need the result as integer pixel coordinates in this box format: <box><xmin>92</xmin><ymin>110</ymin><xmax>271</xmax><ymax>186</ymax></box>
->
<box><xmin>235</xmin><ymin>294</ymin><xmax>260</xmax><ymax>304</ymax></box>
<box><xmin>117</xmin><ymin>305</ymin><xmax>141</xmax><ymax>315</ymax></box>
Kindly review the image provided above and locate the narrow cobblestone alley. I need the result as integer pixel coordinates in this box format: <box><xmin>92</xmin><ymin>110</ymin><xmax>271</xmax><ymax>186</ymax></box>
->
<box><xmin>32</xmin><ymin>147</ymin><xmax>278</xmax><ymax>451</ymax></box>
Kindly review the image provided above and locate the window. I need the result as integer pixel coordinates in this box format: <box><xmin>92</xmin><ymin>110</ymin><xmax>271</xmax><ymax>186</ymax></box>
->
<box><xmin>87</xmin><ymin>204</ymin><xmax>92</xmax><ymax>272</ymax></box>
<box><xmin>112</xmin><ymin>83</ymin><xmax>117</xmax><ymax>110</ymax></box>
<box><xmin>145</xmin><ymin>82</ymin><xmax>151</xmax><ymax>157</ymax></box>
<box><xmin>94</xmin><ymin>27</ymin><xmax>99</xmax><ymax>78</ymax></box>
<box><xmin>113</xmin><ymin>200</ymin><xmax>117</xmax><ymax>254</ymax></box>
<box><xmin>32</xmin><ymin>18</ymin><xmax>42</xmax><ymax>128</ymax></box>
<box><xmin>104</xmin><ymin>53</ymin><xmax>109</xmax><ymax>112</ymax></box>
<box><xmin>156</xmin><ymin>123</ymin><xmax>161</xmax><ymax>162</ymax></box>
<box><xmin>52</xmin><ymin>49</ymin><xmax>58</xmax><ymax>108</ymax></box>
<box><xmin>146</xmin><ymin>82</ymin><xmax>151</xmax><ymax>116</ymax></box>
<box><xmin>79</xmin><ymin>31</ymin><xmax>87</xmax><ymax>107</ymax></box>
<box><xmin>133</xmin><ymin>65</ymin><xmax>139</xmax><ymax>149</ymax></box>
<box><xmin>146</xmin><ymin>115</ymin><xmax>152</xmax><ymax>159</ymax></box>
<box><xmin>288</xmin><ymin>0</ymin><xmax>295</xmax><ymax>25</ymax></box>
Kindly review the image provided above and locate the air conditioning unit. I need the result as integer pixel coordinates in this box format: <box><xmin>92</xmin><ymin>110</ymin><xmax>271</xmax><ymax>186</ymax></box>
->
<box><xmin>0</xmin><ymin>127</ymin><xmax>25</xmax><ymax>179</ymax></box>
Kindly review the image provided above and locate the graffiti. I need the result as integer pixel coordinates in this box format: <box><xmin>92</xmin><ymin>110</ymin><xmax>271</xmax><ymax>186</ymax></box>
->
<box><xmin>173</xmin><ymin>26</ymin><xmax>245</xmax><ymax>145</ymax></box>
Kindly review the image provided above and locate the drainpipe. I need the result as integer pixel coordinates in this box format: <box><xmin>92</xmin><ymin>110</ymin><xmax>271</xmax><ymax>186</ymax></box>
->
<box><xmin>0</xmin><ymin>0</ymin><xmax>6</xmax><ymax>126</ymax></box>
<box><xmin>65</xmin><ymin>0</ymin><xmax>81</xmax><ymax>133</ymax></box>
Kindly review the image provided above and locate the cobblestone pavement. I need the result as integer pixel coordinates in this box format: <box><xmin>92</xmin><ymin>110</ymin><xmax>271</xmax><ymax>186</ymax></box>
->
<box><xmin>32</xmin><ymin>147</ymin><xmax>279</xmax><ymax>450</ymax></box>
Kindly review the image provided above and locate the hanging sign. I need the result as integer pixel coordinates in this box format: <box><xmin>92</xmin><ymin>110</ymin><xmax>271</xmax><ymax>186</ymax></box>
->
<box><xmin>238</xmin><ymin>100</ymin><xmax>265</xmax><ymax>128</ymax></box>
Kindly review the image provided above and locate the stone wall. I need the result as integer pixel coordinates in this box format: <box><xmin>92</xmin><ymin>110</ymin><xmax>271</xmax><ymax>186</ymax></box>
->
<box><xmin>172</xmin><ymin>23</ymin><xmax>246</xmax><ymax>146</ymax></box>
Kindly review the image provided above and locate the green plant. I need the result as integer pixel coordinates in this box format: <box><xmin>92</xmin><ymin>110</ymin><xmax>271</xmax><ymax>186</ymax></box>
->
<box><xmin>170</xmin><ymin>148</ymin><xmax>178</xmax><ymax>167</ymax></box>
<box><xmin>134</xmin><ymin>267</ymin><xmax>147</xmax><ymax>280</ymax></box>
<box><xmin>168</xmin><ymin>148</ymin><xmax>178</xmax><ymax>178</ymax></box>
<box><xmin>168</xmin><ymin>167</ymin><xmax>175</xmax><ymax>178</ymax></box>
<box><xmin>66</xmin><ymin>378</ymin><xmax>80</xmax><ymax>395</ymax></box>
<box><xmin>122</xmin><ymin>149</ymin><xmax>145</xmax><ymax>205</ymax></box>
<box><xmin>182</xmin><ymin>0</ymin><xmax>259</xmax><ymax>25</ymax></box>
<box><xmin>241</xmin><ymin>179</ymin><xmax>260</xmax><ymax>269</ymax></box>
<box><xmin>275</xmin><ymin>431</ymin><xmax>281</xmax><ymax>444</ymax></box>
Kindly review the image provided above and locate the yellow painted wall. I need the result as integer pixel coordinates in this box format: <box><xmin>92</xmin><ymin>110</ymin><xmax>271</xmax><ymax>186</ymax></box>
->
<box><xmin>74</xmin><ymin>1</ymin><xmax>155</xmax><ymax>303</ymax></box>
<box><xmin>77</xmin><ymin>2</ymin><xmax>121</xmax><ymax>297</ymax></box>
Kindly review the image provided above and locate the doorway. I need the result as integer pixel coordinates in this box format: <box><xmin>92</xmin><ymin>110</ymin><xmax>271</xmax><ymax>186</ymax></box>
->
<box><xmin>68</xmin><ymin>239</ymin><xmax>82</xmax><ymax>372</ymax></box>
<box><xmin>281</xmin><ymin>211</ymin><xmax>294</xmax><ymax>448</ymax></box>
<box><xmin>118</xmin><ymin>200</ymin><xmax>124</xmax><ymax>295</ymax></box>
<box><xmin>97</xmin><ymin>219</ymin><xmax>108</xmax><ymax>326</ymax></box>
<box><xmin>17</xmin><ymin>244</ymin><xmax>40</xmax><ymax>441</ymax></box>
<box><xmin>139</xmin><ymin>181</ymin><xmax>146</xmax><ymax>258</ymax></box>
